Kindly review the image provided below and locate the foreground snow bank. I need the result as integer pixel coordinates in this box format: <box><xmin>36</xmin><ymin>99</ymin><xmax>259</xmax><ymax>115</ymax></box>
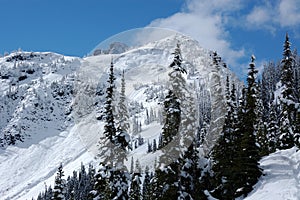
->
<box><xmin>246</xmin><ymin>147</ymin><xmax>300</xmax><ymax>200</ymax></box>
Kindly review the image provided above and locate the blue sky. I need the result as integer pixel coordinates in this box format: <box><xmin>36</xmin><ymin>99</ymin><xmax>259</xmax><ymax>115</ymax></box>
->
<box><xmin>0</xmin><ymin>0</ymin><xmax>300</xmax><ymax>78</ymax></box>
<box><xmin>0</xmin><ymin>0</ymin><xmax>182</xmax><ymax>56</ymax></box>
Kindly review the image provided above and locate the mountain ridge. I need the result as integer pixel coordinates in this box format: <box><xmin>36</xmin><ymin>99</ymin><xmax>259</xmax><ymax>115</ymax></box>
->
<box><xmin>1</xmin><ymin>34</ymin><xmax>242</xmax><ymax>199</ymax></box>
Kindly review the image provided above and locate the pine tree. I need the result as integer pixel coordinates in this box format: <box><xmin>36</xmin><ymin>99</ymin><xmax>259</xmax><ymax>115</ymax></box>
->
<box><xmin>52</xmin><ymin>163</ymin><xmax>66</xmax><ymax>200</ymax></box>
<box><xmin>256</xmin><ymin>81</ymin><xmax>269</xmax><ymax>156</ymax></box>
<box><xmin>130</xmin><ymin>157</ymin><xmax>134</xmax><ymax>174</ymax></box>
<box><xmin>153</xmin><ymin>162</ymin><xmax>180</xmax><ymax>200</ymax></box>
<box><xmin>149</xmin><ymin>171</ymin><xmax>161</xmax><ymax>199</ymax></box>
<box><xmin>153</xmin><ymin>139</ymin><xmax>157</xmax><ymax>152</ymax></box>
<box><xmin>210</xmin><ymin>76</ymin><xmax>238</xmax><ymax>199</ymax></box>
<box><xmin>70</xmin><ymin>171</ymin><xmax>79</xmax><ymax>200</ymax></box>
<box><xmin>261</xmin><ymin>62</ymin><xmax>277</xmax><ymax>121</ymax></box>
<box><xmin>91</xmin><ymin>163</ymin><xmax>111</xmax><ymax>200</ymax></box>
<box><xmin>147</xmin><ymin>140</ymin><xmax>152</xmax><ymax>153</ymax></box>
<box><xmin>115</xmin><ymin>70</ymin><xmax>130</xmax><ymax>151</ymax></box>
<box><xmin>178</xmin><ymin>142</ymin><xmax>206</xmax><ymax>200</ymax></box>
<box><xmin>87</xmin><ymin>164</ymin><xmax>96</xmax><ymax>198</ymax></box>
<box><xmin>169</xmin><ymin>43</ymin><xmax>186</xmax><ymax>74</ymax></box>
<box><xmin>142</xmin><ymin>166</ymin><xmax>152</xmax><ymax>200</ymax></box>
<box><xmin>161</xmin><ymin>91</ymin><xmax>181</xmax><ymax>147</ymax></box>
<box><xmin>160</xmin><ymin>42</ymin><xmax>194</xmax><ymax>166</ymax></box>
<box><xmin>235</xmin><ymin>55</ymin><xmax>262</xmax><ymax>197</ymax></box>
<box><xmin>103</xmin><ymin>60</ymin><xmax>117</xmax><ymax>143</ymax></box>
<box><xmin>45</xmin><ymin>186</ymin><xmax>53</xmax><ymax>200</ymax></box>
<box><xmin>212</xmin><ymin>51</ymin><xmax>222</xmax><ymax>70</ymax></box>
<box><xmin>294</xmin><ymin>109</ymin><xmax>300</xmax><ymax>147</ymax></box>
<box><xmin>109</xmin><ymin>168</ymin><xmax>130</xmax><ymax>200</ymax></box>
<box><xmin>278</xmin><ymin>33</ymin><xmax>297</xmax><ymax>149</ymax></box>
<box><xmin>267</xmin><ymin>101</ymin><xmax>280</xmax><ymax>153</ymax></box>
<box><xmin>98</xmin><ymin>60</ymin><xmax>129</xmax><ymax>185</ymax></box>
<box><xmin>129</xmin><ymin>172</ymin><xmax>142</xmax><ymax>200</ymax></box>
<box><xmin>117</xmin><ymin>70</ymin><xmax>130</xmax><ymax>131</ymax></box>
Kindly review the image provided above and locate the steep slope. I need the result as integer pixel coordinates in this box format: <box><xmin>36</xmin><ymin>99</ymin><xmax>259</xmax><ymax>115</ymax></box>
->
<box><xmin>0</xmin><ymin>52</ymin><xmax>81</xmax><ymax>147</ymax></box>
<box><xmin>0</xmin><ymin>35</ymin><xmax>237</xmax><ymax>199</ymax></box>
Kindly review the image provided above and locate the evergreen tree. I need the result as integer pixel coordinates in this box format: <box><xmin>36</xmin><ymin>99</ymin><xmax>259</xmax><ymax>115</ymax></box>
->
<box><xmin>153</xmin><ymin>139</ymin><xmax>157</xmax><ymax>152</ymax></box>
<box><xmin>149</xmin><ymin>170</ymin><xmax>161</xmax><ymax>199</ymax></box>
<box><xmin>267</xmin><ymin>102</ymin><xmax>280</xmax><ymax>153</ymax></box>
<box><xmin>91</xmin><ymin>163</ymin><xmax>111</xmax><ymax>200</ymax></box>
<box><xmin>210</xmin><ymin>76</ymin><xmax>238</xmax><ymax>199</ymax></box>
<box><xmin>109</xmin><ymin>168</ymin><xmax>130</xmax><ymax>200</ymax></box>
<box><xmin>103</xmin><ymin>60</ymin><xmax>117</xmax><ymax>144</ymax></box>
<box><xmin>212</xmin><ymin>51</ymin><xmax>222</xmax><ymax>70</ymax></box>
<box><xmin>160</xmin><ymin>42</ymin><xmax>194</xmax><ymax>164</ymax></box>
<box><xmin>69</xmin><ymin>171</ymin><xmax>79</xmax><ymax>200</ymax></box>
<box><xmin>160</xmin><ymin>91</ymin><xmax>181</xmax><ymax>149</ymax></box>
<box><xmin>129</xmin><ymin>172</ymin><xmax>142</xmax><ymax>200</ymax></box>
<box><xmin>279</xmin><ymin>110</ymin><xmax>294</xmax><ymax>149</ymax></box>
<box><xmin>52</xmin><ymin>163</ymin><xmax>66</xmax><ymax>200</ymax></box>
<box><xmin>235</xmin><ymin>55</ymin><xmax>262</xmax><ymax>197</ymax></box>
<box><xmin>154</xmin><ymin>43</ymin><xmax>198</xmax><ymax>200</ymax></box>
<box><xmin>178</xmin><ymin>142</ymin><xmax>206</xmax><ymax>200</ymax></box>
<box><xmin>98</xmin><ymin>60</ymin><xmax>129</xmax><ymax>195</ymax></box>
<box><xmin>294</xmin><ymin>109</ymin><xmax>300</xmax><ymax>147</ymax></box>
<box><xmin>261</xmin><ymin>62</ymin><xmax>277</xmax><ymax>121</ymax></box>
<box><xmin>130</xmin><ymin>157</ymin><xmax>134</xmax><ymax>174</ymax></box>
<box><xmin>117</xmin><ymin>70</ymin><xmax>130</xmax><ymax>132</ymax></box>
<box><xmin>169</xmin><ymin>43</ymin><xmax>186</xmax><ymax>74</ymax></box>
<box><xmin>115</xmin><ymin>70</ymin><xmax>130</xmax><ymax>151</ymax></box>
<box><xmin>142</xmin><ymin>166</ymin><xmax>152</xmax><ymax>200</ymax></box>
<box><xmin>46</xmin><ymin>186</ymin><xmax>53</xmax><ymax>200</ymax></box>
<box><xmin>153</xmin><ymin>162</ymin><xmax>180</xmax><ymax>200</ymax></box>
<box><xmin>278</xmin><ymin>33</ymin><xmax>297</xmax><ymax>149</ymax></box>
<box><xmin>256</xmin><ymin>81</ymin><xmax>269</xmax><ymax>156</ymax></box>
<box><xmin>147</xmin><ymin>140</ymin><xmax>152</xmax><ymax>153</ymax></box>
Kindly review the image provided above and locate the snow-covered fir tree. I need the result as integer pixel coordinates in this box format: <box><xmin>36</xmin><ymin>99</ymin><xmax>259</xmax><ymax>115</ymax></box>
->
<box><xmin>235</xmin><ymin>55</ymin><xmax>262</xmax><ymax>197</ymax></box>
<box><xmin>210</xmin><ymin>76</ymin><xmax>239</xmax><ymax>199</ymax></box>
<box><xmin>107</xmin><ymin>168</ymin><xmax>130</xmax><ymax>200</ymax></box>
<box><xmin>267</xmin><ymin>101</ymin><xmax>280</xmax><ymax>153</ymax></box>
<box><xmin>178</xmin><ymin>142</ymin><xmax>206</xmax><ymax>200</ymax></box>
<box><xmin>142</xmin><ymin>166</ymin><xmax>152</xmax><ymax>200</ymax></box>
<box><xmin>256</xmin><ymin>80</ymin><xmax>269</xmax><ymax>156</ymax></box>
<box><xmin>90</xmin><ymin>163</ymin><xmax>111</xmax><ymax>200</ymax></box>
<box><xmin>103</xmin><ymin>60</ymin><xmax>117</xmax><ymax>144</ymax></box>
<box><xmin>52</xmin><ymin>163</ymin><xmax>66</xmax><ymax>200</ymax></box>
<box><xmin>278</xmin><ymin>33</ymin><xmax>298</xmax><ymax>149</ymax></box>
<box><xmin>161</xmin><ymin>90</ymin><xmax>181</xmax><ymax>147</ymax></box>
<box><xmin>169</xmin><ymin>43</ymin><xmax>186</xmax><ymax>74</ymax></box>
<box><xmin>116</xmin><ymin>70</ymin><xmax>130</xmax><ymax>150</ymax></box>
<box><xmin>129</xmin><ymin>172</ymin><xmax>142</xmax><ymax>200</ymax></box>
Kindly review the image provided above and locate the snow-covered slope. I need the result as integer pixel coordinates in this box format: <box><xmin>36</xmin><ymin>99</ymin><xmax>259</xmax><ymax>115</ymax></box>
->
<box><xmin>246</xmin><ymin>147</ymin><xmax>300</xmax><ymax>200</ymax></box>
<box><xmin>0</xmin><ymin>35</ymin><xmax>239</xmax><ymax>199</ymax></box>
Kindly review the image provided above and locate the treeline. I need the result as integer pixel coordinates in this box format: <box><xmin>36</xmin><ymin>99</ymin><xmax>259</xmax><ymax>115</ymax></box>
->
<box><xmin>209</xmin><ymin>33</ymin><xmax>300</xmax><ymax>199</ymax></box>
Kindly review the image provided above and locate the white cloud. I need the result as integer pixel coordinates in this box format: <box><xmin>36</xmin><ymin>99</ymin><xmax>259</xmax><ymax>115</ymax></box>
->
<box><xmin>144</xmin><ymin>0</ymin><xmax>300</xmax><ymax>76</ymax></box>
<box><xmin>246</xmin><ymin>0</ymin><xmax>300</xmax><ymax>29</ymax></box>
<box><xmin>246</xmin><ymin>6</ymin><xmax>272</xmax><ymax>26</ymax></box>
<box><xmin>278</xmin><ymin>0</ymin><xmax>300</xmax><ymax>27</ymax></box>
<box><xmin>133</xmin><ymin>27</ymin><xmax>178</xmax><ymax>46</ymax></box>
<box><xmin>147</xmin><ymin>0</ymin><xmax>245</xmax><ymax>69</ymax></box>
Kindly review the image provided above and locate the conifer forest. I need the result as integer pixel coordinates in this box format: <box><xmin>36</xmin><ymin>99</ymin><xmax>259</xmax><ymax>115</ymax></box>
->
<box><xmin>30</xmin><ymin>33</ymin><xmax>300</xmax><ymax>200</ymax></box>
<box><xmin>1</xmin><ymin>33</ymin><xmax>300</xmax><ymax>200</ymax></box>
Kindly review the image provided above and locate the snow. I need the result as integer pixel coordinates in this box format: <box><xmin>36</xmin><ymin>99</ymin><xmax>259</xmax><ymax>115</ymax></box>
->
<box><xmin>0</xmin><ymin>35</ymin><xmax>240</xmax><ymax>199</ymax></box>
<box><xmin>0</xmin><ymin>120</ymin><xmax>96</xmax><ymax>200</ymax></box>
<box><xmin>245</xmin><ymin>147</ymin><xmax>300</xmax><ymax>200</ymax></box>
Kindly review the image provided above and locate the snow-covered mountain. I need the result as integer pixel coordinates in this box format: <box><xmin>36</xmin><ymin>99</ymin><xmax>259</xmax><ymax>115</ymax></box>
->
<box><xmin>0</xmin><ymin>34</ymin><xmax>291</xmax><ymax>200</ymax></box>
<box><xmin>92</xmin><ymin>42</ymin><xmax>129</xmax><ymax>56</ymax></box>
